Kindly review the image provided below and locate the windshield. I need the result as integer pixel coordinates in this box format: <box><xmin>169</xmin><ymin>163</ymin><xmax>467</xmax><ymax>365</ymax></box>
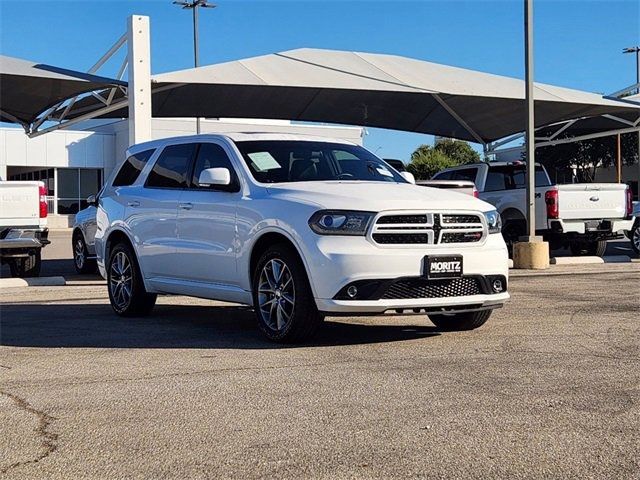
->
<box><xmin>235</xmin><ymin>140</ymin><xmax>406</xmax><ymax>184</ymax></box>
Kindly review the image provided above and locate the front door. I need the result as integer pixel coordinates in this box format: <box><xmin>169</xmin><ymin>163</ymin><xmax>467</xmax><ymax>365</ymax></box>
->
<box><xmin>175</xmin><ymin>142</ymin><xmax>241</xmax><ymax>286</ymax></box>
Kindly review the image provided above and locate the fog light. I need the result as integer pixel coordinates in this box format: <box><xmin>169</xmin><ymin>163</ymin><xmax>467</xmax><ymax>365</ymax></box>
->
<box><xmin>492</xmin><ymin>279</ymin><xmax>504</xmax><ymax>293</ymax></box>
<box><xmin>346</xmin><ymin>286</ymin><xmax>358</xmax><ymax>298</ymax></box>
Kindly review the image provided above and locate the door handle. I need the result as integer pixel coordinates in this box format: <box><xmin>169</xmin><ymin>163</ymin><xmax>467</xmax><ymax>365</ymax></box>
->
<box><xmin>127</xmin><ymin>201</ymin><xmax>140</xmax><ymax>207</ymax></box>
<box><xmin>179</xmin><ymin>202</ymin><xmax>193</xmax><ymax>210</ymax></box>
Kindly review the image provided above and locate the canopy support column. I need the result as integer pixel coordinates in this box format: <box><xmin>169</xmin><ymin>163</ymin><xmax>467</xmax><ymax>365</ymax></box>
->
<box><xmin>127</xmin><ymin>15</ymin><xmax>152</xmax><ymax>147</ymax></box>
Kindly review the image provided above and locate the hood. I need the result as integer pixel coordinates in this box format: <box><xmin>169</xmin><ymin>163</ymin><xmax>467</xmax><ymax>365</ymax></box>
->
<box><xmin>266</xmin><ymin>181</ymin><xmax>493</xmax><ymax>212</ymax></box>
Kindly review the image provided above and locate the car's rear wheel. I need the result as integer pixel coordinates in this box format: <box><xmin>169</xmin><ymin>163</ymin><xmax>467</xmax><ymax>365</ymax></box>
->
<box><xmin>631</xmin><ymin>221</ymin><xmax>640</xmax><ymax>255</ymax></box>
<box><xmin>252</xmin><ymin>243</ymin><xmax>322</xmax><ymax>343</ymax></box>
<box><xmin>107</xmin><ymin>242</ymin><xmax>156</xmax><ymax>316</ymax></box>
<box><xmin>73</xmin><ymin>233</ymin><xmax>97</xmax><ymax>274</ymax></box>
<box><xmin>428</xmin><ymin>310</ymin><xmax>492</xmax><ymax>331</ymax></box>
<box><xmin>9</xmin><ymin>251</ymin><xmax>41</xmax><ymax>278</ymax></box>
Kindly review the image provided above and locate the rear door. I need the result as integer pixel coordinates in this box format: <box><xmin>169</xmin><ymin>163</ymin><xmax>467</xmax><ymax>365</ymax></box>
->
<box><xmin>175</xmin><ymin>141</ymin><xmax>241</xmax><ymax>285</ymax></box>
<box><xmin>126</xmin><ymin>143</ymin><xmax>197</xmax><ymax>280</ymax></box>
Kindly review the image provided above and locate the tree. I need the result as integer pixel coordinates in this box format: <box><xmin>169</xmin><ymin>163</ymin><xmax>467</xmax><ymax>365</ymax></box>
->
<box><xmin>433</xmin><ymin>138</ymin><xmax>481</xmax><ymax>164</ymax></box>
<box><xmin>407</xmin><ymin>140</ymin><xmax>480</xmax><ymax>180</ymax></box>
<box><xmin>536</xmin><ymin>133</ymin><xmax>638</xmax><ymax>183</ymax></box>
<box><xmin>407</xmin><ymin>145</ymin><xmax>460</xmax><ymax>180</ymax></box>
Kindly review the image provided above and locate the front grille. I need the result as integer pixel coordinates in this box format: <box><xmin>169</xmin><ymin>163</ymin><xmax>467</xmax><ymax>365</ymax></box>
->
<box><xmin>381</xmin><ymin>277</ymin><xmax>482</xmax><ymax>300</ymax></box>
<box><xmin>372</xmin><ymin>212</ymin><xmax>484</xmax><ymax>245</ymax></box>
<box><xmin>373</xmin><ymin>233</ymin><xmax>429</xmax><ymax>244</ymax></box>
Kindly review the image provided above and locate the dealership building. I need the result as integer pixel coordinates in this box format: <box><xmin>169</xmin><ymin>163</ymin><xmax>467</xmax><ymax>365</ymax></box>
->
<box><xmin>0</xmin><ymin>118</ymin><xmax>363</xmax><ymax>227</ymax></box>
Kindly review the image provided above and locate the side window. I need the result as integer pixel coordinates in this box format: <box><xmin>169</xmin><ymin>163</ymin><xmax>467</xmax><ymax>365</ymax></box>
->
<box><xmin>112</xmin><ymin>149</ymin><xmax>155</xmax><ymax>187</ymax></box>
<box><xmin>146</xmin><ymin>143</ymin><xmax>197</xmax><ymax>189</ymax></box>
<box><xmin>191</xmin><ymin>143</ymin><xmax>239</xmax><ymax>190</ymax></box>
<box><xmin>484</xmin><ymin>169</ymin><xmax>507</xmax><ymax>191</ymax></box>
<box><xmin>452</xmin><ymin>168</ymin><xmax>478</xmax><ymax>184</ymax></box>
<box><xmin>432</xmin><ymin>170</ymin><xmax>452</xmax><ymax>180</ymax></box>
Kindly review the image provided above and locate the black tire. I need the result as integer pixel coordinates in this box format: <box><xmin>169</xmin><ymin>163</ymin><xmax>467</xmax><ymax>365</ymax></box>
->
<box><xmin>107</xmin><ymin>242</ymin><xmax>156</xmax><ymax>317</ymax></box>
<box><xmin>9</xmin><ymin>251</ymin><xmax>41</xmax><ymax>278</ymax></box>
<box><xmin>501</xmin><ymin>220</ymin><xmax>525</xmax><ymax>258</ymax></box>
<box><xmin>73</xmin><ymin>232</ymin><xmax>97</xmax><ymax>274</ymax></box>
<box><xmin>630</xmin><ymin>221</ymin><xmax>640</xmax><ymax>255</ymax></box>
<box><xmin>252</xmin><ymin>243</ymin><xmax>322</xmax><ymax>343</ymax></box>
<box><xmin>428</xmin><ymin>310</ymin><xmax>492</xmax><ymax>331</ymax></box>
<box><xmin>570</xmin><ymin>240</ymin><xmax>607</xmax><ymax>257</ymax></box>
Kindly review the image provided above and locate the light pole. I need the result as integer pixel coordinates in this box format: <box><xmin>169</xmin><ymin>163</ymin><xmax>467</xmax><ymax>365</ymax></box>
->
<box><xmin>173</xmin><ymin>0</ymin><xmax>216</xmax><ymax>134</ymax></box>
<box><xmin>623</xmin><ymin>46</ymin><xmax>640</xmax><ymax>198</ymax></box>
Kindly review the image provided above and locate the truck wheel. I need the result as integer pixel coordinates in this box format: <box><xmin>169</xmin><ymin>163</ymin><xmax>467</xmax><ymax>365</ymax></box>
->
<box><xmin>570</xmin><ymin>240</ymin><xmax>607</xmax><ymax>257</ymax></box>
<box><xmin>428</xmin><ymin>310</ymin><xmax>492</xmax><ymax>331</ymax></box>
<box><xmin>252</xmin><ymin>243</ymin><xmax>322</xmax><ymax>343</ymax></box>
<box><xmin>631</xmin><ymin>223</ymin><xmax>640</xmax><ymax>255</ymax></box>
<box><xmin>73</xmin><ymin>232</ymin><xmax>97</xmax><ymax>274</ymax></box>
<box><xmin>107</xmin><ymin>242</ymin><xmax>157</xmax><ymax>316</ymax></box>
<box><xmin>501</xmin><ymin>220</ymin><xmax>525</xmax><ymax>258</ymax></box>
<box><xmin>9</xmin><ymin>251</ymin><xmax>41</xmax><ymax>278</ymax></box>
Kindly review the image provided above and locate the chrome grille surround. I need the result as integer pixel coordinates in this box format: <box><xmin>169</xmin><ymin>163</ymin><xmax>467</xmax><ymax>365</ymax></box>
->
<box><xmin>371</xmin><ymin>211</ymin><xmax>486</xmax><ymax>246</ymax></box>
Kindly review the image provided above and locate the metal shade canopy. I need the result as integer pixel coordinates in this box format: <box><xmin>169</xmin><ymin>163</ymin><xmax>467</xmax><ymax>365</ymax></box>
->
<box><xmin>49</xmin><ymin>48</ymin><xmax>640</xmax><ymax>144</ymax></box>
<box><xmin>0</xmin><ymin>54</ymin><xmax>125</xmax><ymax>130</ymax></box>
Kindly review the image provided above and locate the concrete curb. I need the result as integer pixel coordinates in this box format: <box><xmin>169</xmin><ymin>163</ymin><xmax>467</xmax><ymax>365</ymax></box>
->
<box><xmin>550</xmin><ymin>255</ymin><xmax>631</xmax><ymax>265</ymax></box>
<box><xmin>0</xmin><ymin>276</ymin><xmax>66</xmax><ymax>288</ymax></box>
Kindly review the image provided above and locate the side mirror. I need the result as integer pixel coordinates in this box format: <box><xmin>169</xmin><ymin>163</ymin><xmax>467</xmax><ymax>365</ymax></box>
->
<box><xmin>198</xmin><ymin>167</ymin><xmax>231</xmax><ymax>187</ymax></box>
<box><xmin>400</xmin><ymin>171</ymin><xmax>416</xmax><ymax>184</ymax></box>
<box><xmin>87</xmin><ymin>194</ymin><xmax>97</xmax><ymax>206</ymax></box>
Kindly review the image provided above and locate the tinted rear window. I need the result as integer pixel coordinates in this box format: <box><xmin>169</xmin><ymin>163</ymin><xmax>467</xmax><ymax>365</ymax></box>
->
<box><xmin>112</xmin><ymin>149</ymin><xmax>155</xmax><ymax>187</ymax></box>
<box><xmin>146</xmin><ymin>143</ymin><xmax>197</xmax><ymax>189</ymax></box>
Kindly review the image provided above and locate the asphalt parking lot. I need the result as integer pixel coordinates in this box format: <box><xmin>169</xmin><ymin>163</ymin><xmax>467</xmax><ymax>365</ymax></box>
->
<box><xmin>1</xmin><ymin>232</ymin><xmax>639</xmax><ymax>479</ymax></box>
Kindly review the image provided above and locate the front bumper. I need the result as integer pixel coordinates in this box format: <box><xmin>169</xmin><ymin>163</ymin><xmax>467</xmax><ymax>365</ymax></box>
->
<box><xmin>301</xmin><ymin>232</ymin><xmax>510</xmax><ymax>314</ymax></box>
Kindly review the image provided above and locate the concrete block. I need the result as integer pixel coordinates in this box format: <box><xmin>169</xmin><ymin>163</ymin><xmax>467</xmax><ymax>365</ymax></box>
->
<box><xmin>513</xmin><ymin>241</ymin><xmax>549</xmax><ymax>269</ymax></box>
<box><xmin>0</xmin><ymin>276</ymin><xmax>66</xmax><ymax>288</ymax></box>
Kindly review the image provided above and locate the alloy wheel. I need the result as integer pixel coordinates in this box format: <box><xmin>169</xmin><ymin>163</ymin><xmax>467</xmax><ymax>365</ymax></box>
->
<box><xmin>74</xmin><ymin>238</ymin><xmax>85</xmax><ymax>269</ymax></box>
<box><xmin>633</xmin><ymin>227</ymin><xmax>640</xmax><ymax>252</ymax></box>
<box><xmin>109</xmin><ymin>251</ymin><xmax>133</xmax><ymax>310</ymax></box>
<box><xmin>257</xmin><ymin>259</ymin><xmax>295</xmax><ymax>332</ymax></box>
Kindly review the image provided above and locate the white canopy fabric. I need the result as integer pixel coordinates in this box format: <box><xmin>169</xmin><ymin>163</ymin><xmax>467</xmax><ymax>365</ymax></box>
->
<box><xmin>0</xmin><ymin>55</ymin><xmax>125</xmax><ymax>130</ymax></box>
<box><xmin>51</xmin><ymin>48</ymin><xmax>640</xmax><ymax>143</ymax></box>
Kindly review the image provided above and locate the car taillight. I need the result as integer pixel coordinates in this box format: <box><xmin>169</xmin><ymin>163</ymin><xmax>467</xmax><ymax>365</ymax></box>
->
<box><xmin>626</xmin><ymin>186</ymin><xmax>633</xmax><ymax>218</ymax></box>
<box><xmin>545</xmin><ymin>189</ymin><xmax>559</xmax><ymax>219</ymax></box>
<box><xmin>473</xmin><ymin>186</ymin><xmax>479</xmax><ymax>198</ymax></box>
<box><xmin>39</xmin><ymin>183</ymin><xmax>48</xmax><ymax>218</ymax></box>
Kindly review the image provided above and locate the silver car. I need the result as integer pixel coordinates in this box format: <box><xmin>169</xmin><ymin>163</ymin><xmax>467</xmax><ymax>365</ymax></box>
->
<box><xmin>72</xmin><ymin>195</ymin><xmax>98</xmax><ymax>273</ymax></box>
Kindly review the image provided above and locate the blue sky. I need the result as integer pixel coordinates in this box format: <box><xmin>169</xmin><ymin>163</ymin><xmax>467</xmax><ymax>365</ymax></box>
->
<box><xmin>1</xmin><ymin>0</ymin><xmax>638</xmax><ymax>160</ymax></box>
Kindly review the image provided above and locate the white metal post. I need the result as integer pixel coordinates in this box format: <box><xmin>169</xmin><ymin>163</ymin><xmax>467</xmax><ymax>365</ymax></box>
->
<box><xmin>127</xmin><ymin>15</ymin><xmax>152</xmax><ymax>147</ymax></box>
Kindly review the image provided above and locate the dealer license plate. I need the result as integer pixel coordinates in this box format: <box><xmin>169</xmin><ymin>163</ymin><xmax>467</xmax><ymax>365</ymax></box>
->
<box><xmin>424</xmin><ymin>255</ymin><xmax>463</xmax><ymax>279</ymax></box>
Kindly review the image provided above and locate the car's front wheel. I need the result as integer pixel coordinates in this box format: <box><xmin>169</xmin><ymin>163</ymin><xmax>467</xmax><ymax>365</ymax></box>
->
<box><xmin>252</xmin><ymin>244</ymin><xmax>322</xmax><ymax>342</ymax></box>
<box><xmin>428</xmin><ymin>310</ymin><xmax>492</xmax><ymax>331</ymax></box>
<box><xmin>107</xmin><ymin>242</ymin><xmax>156</xmax><ymax>316</ymax></box>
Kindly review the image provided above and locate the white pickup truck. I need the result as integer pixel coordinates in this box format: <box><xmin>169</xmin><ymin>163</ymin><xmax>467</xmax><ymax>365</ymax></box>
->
<box><xmin>432</xmin><ymin>162</ymin><xmax>634</xmax><ymax>256</ymax></box>
<box><xmin>0</xmin><ymin>181</ymin><xmax>50</xmax><ymax>277</ymax></box>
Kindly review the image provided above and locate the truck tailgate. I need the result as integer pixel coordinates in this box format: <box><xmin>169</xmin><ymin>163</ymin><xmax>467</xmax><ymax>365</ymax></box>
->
<box><xmin>0</xmin><ymin>181</ymin><xmax>42</xmax><ymax>228</ymax></box>
<box><xmin>557</xmin><ymin>183</ymin><xmax>627</xmax><ymax>220</ymax></box>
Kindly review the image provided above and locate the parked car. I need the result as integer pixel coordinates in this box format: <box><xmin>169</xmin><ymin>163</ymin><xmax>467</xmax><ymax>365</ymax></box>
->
<box><xmin>432</xmin><ymin>162</ymin><xmax>634</xmax><ymax>256</ymax></box>
<box><xmin>72</xmin><ymin>198</ymin><xmax>99</xmax><ymax>274</ymax></box>
<box><xmin>0</xmin><ymin>181</ymin><xmax>49</xmax><ymax>277</ymax></box>
<box><xmin>628</xmin><ymin>201</ymin><xmax>639</xmax><ymax>255</ymax></box>
<box><xmin>95</xmin><ymin>134</ymin><xmax>510</xmax><ymax>342</ymax></box>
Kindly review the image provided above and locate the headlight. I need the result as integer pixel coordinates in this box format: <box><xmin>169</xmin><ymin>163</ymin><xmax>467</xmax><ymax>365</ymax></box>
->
<box><xmin>309</xmin><ymin>210</ymin><xmax>375</xmax><ymax>236</ymax></box>
<box><xmin>484</xmin><ymin>210</ymin><xmax>502</xmax><ymax>234</ymax></box>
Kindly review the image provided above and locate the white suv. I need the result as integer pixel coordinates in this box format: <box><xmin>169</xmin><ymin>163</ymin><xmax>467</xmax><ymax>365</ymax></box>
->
<box><xmin>96</xmin><ymin>133</ymin><xmax>509</xmax><ymax>342</ymax></box>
